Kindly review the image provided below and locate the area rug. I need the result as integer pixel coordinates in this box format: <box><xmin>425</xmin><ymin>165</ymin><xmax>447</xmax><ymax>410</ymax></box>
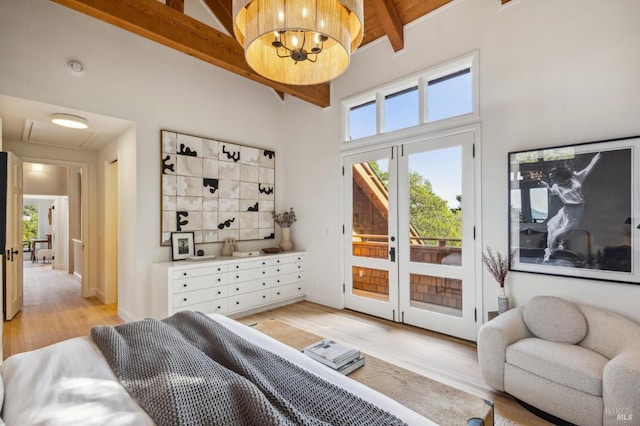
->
<box><xmin>244</xmin><ymin>318</ymin><xmax>494</xmax><ymax>426</ymax></box>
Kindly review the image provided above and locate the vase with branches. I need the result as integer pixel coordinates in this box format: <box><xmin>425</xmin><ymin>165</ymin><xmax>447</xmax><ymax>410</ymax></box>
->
<box><xmin>481</xmin><ymin>246</ymin><xmax>513</xmax><ymax>314</ymax></box>
<box><xmin>272</xmin><ymin>208</ymin><xmax>296</xmax><ymax>251</ymax></box>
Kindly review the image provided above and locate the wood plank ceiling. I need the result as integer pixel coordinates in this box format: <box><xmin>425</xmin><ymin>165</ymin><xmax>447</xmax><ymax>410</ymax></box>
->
<box><xmin>51</xmin><ymin>0</ymin><xmax>507</xmax><ymax>107</ymax></box>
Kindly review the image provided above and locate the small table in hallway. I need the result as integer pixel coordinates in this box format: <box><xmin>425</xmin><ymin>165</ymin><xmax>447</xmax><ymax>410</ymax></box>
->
<box><xmin>29</xmin><ymin>238</ymin><xmax>50</xmax><ymax>262</ymax></box>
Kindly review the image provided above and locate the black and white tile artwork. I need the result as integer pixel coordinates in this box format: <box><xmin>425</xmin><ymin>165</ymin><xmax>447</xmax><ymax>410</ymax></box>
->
<box><xmin>161</xmin><ymin>130</ymin><xmax>275</xmax><ymax>246</ymax></box>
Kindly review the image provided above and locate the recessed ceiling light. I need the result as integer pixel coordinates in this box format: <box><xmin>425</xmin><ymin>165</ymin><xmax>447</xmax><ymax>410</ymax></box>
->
<box><xmin>68</xmin><ymin>60</ymin><xmax>85</xmax><ymax>73</ymax></box>
<box><xmin>51</xmin><ymin>113</ymin><xmax>88</xmax><ymax>129</ymax></box>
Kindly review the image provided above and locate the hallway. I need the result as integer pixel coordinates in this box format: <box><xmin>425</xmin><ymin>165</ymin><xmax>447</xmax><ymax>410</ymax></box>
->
<box><xmin>2</xmin><ymin>260</ymin><xmax>121</xmax><ymax>360</ymax></box>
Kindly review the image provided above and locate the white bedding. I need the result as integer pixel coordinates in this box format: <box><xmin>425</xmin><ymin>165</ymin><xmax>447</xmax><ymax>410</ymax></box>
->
<box><xmin>1</xmin><ymin>314</ymin><xmax>435</xmax><ymax>425</ymax></box>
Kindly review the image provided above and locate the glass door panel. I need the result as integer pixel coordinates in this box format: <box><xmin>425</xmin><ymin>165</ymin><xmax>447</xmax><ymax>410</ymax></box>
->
<box><xmin>344</xmin><ymin>148</ymin><xmax>398</xmax><ymax>321</ymax></box>
<box><xmin>407</xmin><ymin>146</ymin><xmax>462</xmax><ymax>266</ymax></box>
<box><xmin>398</xmin><ymin>132</ymin><xmax>476</xmax><ymax>340</ymax></box>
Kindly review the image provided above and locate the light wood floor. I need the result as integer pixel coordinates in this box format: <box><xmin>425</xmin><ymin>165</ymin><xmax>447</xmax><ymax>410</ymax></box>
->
<box><xmin>4</xmin><ymin>262</ymin><xmax>550</xmax><ymax>425</ymax></box>
<box><xmin>2</xmin><ymin>260</ymin><xmax>122</xmax><ymax>359</ymax></box>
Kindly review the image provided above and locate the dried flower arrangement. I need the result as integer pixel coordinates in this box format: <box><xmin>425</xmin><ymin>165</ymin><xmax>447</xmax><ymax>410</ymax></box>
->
<box><xmin>481</xmin><ymin>247</ymin><xmax>512</xmax><ymax>288</ymax></box>
<box><xmin>272</xmin><ymin>207</ymin><xmax>297</xmax><ymax>228</ymax></box>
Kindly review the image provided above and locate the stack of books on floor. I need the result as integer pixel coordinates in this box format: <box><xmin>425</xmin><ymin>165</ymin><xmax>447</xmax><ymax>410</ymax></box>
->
<box><xmin>303</xmin><ymin>339</ymin><xmax>365</xmax><ymax>375</ymax></box>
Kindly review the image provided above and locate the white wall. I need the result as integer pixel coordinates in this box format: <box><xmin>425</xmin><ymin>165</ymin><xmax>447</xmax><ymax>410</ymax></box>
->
<box><xmin>23</xmin><ymin>164</ymin><xmax>67</xmax><ymax>195</ymax></box>
<box><xmin>0</xmin><ymin>1</ymin><xmax>288</xmax><ymax>320</ymax></box>
<box><xmin>283</xmin><ymin>0</ymin><xmax>640</xmax><ymax>322</ymax></box>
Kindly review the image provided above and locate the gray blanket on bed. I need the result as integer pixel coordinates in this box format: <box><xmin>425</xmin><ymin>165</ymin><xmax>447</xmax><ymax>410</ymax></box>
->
<box><xmin>91</xmin><ymin>311</ymin><xmax>407</xmax><ymax>426</ymax></box>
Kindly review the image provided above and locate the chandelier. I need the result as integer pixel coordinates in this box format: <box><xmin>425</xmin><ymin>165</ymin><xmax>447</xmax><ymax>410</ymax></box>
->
<box><xmin>233</xmin><ymin>0</ymin><xmax>364</xmax><ymax>86</ymax></box>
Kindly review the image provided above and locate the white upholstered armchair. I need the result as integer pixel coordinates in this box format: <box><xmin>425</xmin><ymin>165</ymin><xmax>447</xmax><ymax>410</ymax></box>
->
<box><xmin>477</xmin><ymin>296</ymin><xmax>640</xmax><ymax>426</ymax></box>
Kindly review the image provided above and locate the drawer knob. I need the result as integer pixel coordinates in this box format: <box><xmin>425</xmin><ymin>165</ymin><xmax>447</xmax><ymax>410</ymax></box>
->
<box><xmin>217</xmin><ymin>306</ymin><xmax>221</xmax><ymax>310</ymax></box>
<box><xmin>236</xmin><ymin>287</ymin><xmax>240</xmax><ymax>291</ymax></box>
<box><xmin>236</xmin><ymin>301</ymin><xmax>240</xmax><ymax>305</ymax></box>
<box><xmin>262</xmin><ymin>282</ymin><xmax>266</xmax><ymax>286</ymax></box>
<box><xmin>183</xmin><ymin>298</ymin><xmax>187</xmax><ymax>302</ymax></box>
<box><xmin>236</xmin><ymin>265</ymin><xmax>240</xmax><ymax>269</ymax></box>
<box><xmin>183</xmin><ymin>272</ymin><xmax>187</xmax><ymax>276</ymax></box>
<box><xmin>277</xmin><ymin>260</ymin><xmax>280</xmax><ymax>263</ymax></box>
<box><xmin>262</xmin><ymin>262</ymin><xmax>266</xmax><ymax>265</ymax></box>
<box><xmin>217</xmin><ymin>268</ymin><xmax>221</xmax><ymax>271</ymax></box>
<box><xmin>217</xmin><ymin>291</ymin><xmax>221</xmax><ymax>295</ymax></box>
<box><xmin>217</xmin><ymin>278</ymin><xmax>221</xmax><ymax>282</ymax></box>
<box><xmin>298</xmin><ymin>287</ymin><xmax>301</xmax><ymax>290</ymax></box>
<box><xmin>277</xmin><ymin>279</ymin><xmax>280</xmax><ymax>283</ymax></box>
<box><xmin>277</xmin><ymin>269</ymin><xmax>280</xmax><ymax>272</ymax></box>
<box><xmin>236</xmin><ymin>275</ymin><xmax>240</xmax><ymax>279</ymax></box>
<box><xmin>298</xmin><ymin>276</ymin><xmax>301</xmax><ymax>279</ymax></box>
<box><xmin>262</xmin><ymin>295</ymin><xmax>266</xmax><ymax>299</ymax></box>
<box><xmin>262</xmin><ymin>271</ymin><xmax>266</xmax><ymax>275</ymax></box>
<box><xmin>277</xmin><ymin>292</ymin><xmax>280</xmax><ymax>296</ymax></box>
<box><xmin>183</xmin><ymin>284</ymin><xmax>187</xmax><ymax>287</ymax></box>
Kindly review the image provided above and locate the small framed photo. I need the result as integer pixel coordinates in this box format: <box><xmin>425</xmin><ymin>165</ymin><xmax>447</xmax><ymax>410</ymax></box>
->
<box><xmin>171</xmin><ymin>232</ymin><xmax>195</xmax><ymax>261</ymax></box>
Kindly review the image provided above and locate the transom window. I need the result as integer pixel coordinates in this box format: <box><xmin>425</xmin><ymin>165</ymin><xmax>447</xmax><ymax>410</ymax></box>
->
<box><xmin>342</xmin><ymin>52</ymin><xmax>478</xmax><ymax>142</ymax></box>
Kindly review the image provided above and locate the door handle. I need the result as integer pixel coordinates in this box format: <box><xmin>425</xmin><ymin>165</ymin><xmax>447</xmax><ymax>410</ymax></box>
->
<box><xmin>9</xmin><ymin>248</ymin><xmax>19</xmax><ymax>262</ymax></box>
<box><xmin>389</xmin><ymin>247</ymin><xmax>396</xmax><ymax>262</ymax></box>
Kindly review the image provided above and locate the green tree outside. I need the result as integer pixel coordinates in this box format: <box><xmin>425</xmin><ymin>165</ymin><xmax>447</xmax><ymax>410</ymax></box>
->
<box><xmin>23</xmin><ymin>205</ymin><xmax>39</xmax><ymax>242</ymax></box>
<box><xmin>370</xmin><ymin>161</ymin><xmax>462</xmax><ymax>245</ymax></box>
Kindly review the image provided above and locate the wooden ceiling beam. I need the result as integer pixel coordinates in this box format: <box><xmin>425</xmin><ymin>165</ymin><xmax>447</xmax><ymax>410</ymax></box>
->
<box><xmin>50</xmin><ymin>0</ymin><xmax>330</xmax><ymax>107</ymax></box>
<box><xmin>201</xmin><ymin>0</ymin><xmax>234</xmax><ymax>36</ymax></box>
<box><xmin>166</xmin><ymin>0</ymin><xmax>184</xmax><ymax>13</ymax></box>
<box><xmin>370</xmin><ymin>0</ymin><xmax>404</xmax><ymax>52</ymax></box>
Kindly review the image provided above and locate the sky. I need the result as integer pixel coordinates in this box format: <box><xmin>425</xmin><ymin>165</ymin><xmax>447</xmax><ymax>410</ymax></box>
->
<box><xmin>349</xmin><ymin>72</ymin><xmax>471</xmax><ymax>208</ymax></box>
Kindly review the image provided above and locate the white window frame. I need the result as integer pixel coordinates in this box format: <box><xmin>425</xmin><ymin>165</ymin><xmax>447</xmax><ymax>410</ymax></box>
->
<box><xmin>342</xmin><ymin>51</ymin><xmax>479</xmax><ymax>148</ymax></box>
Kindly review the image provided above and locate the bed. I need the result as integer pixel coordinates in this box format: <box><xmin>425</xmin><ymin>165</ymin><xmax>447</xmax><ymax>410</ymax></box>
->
<box><xmin>1</xmin><ymin>312</ymin><xmax>435</xmax><ymax>426</ymax></box>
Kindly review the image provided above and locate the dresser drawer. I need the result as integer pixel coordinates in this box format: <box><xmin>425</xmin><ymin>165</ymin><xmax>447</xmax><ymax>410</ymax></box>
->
<box><xmin>172</xmin><ymin>299</ymin><xmax>228</xmax><ymax>316</ymax></box>
<box><xmin>268</xmin><ymin>262</ymin><xmax>303</xmax><ymax>276</ymax></box>
<box><xmin>272</xmin><ymin>272</ymin><xmax>304</xmax><ymax>287</ymax></box>
<box><xmin>229</xmin><ymin>258</ymin><xmax>272</xmax><ymax>271</ymax></box>
<box><xmin>228</xmin><ymin>290</ymin><xmax>270</xmax><ymax>313</ymax></box>
<box><xmin>228</xmin><ymin>279</ymin><xmax>270</xmax><ymax>296</ymax></box>
<box><xmin>172</xmin><ymin>274</ymin><xmax>227</xmax><ymax>294</ymax></box>
<box><xmin>172</xmin><ymin>286</ymin><xmax>228</xmax><ymax>309</ymax></box>
<box><xmin>273</xmin><ymin>254</ymin><xmax>304</xmax><ymax>265</ymax></box>
<box><xmin>228</xmin><ymin>267</ymin><xmax>269</xmax><ymax>283</ymax></box>
<box><xmin>172</xmin><ymin>264</ymin><xmax>227</xmax><ymax>280</ymax></box>
<box><xmin>271</xmin><ymin>282</ymin><xmax>305</xmax><ymax>302</ymax></box>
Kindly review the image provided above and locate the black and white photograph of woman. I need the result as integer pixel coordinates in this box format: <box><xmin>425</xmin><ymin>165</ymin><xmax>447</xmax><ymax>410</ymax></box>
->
<box><xmin>540</xmin><ymin>152</ymin><xmax>601</xmax><ymax>262</ymax></box>
<box><xmin>511</xmin><ymin>142</ymin><xmax>633</xmax><ymax>277</ymax></box>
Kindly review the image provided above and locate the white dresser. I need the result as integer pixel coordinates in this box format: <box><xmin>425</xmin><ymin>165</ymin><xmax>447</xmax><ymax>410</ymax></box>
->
<box><xmin>151</xmin><ymin>252</ymin><xmax>305</xmax><ymax>319</ymax></box>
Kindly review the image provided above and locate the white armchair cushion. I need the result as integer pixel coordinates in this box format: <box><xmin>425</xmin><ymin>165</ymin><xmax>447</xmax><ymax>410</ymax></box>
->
<box><xmin>523</xmin><ymin>295</ymin><xmax>587</xmax><ymax>344</ymax></box>
<box><xmin>507</xmin><ymin>337</ymin><xmax>607</xmax><ymax>396</ymax></box>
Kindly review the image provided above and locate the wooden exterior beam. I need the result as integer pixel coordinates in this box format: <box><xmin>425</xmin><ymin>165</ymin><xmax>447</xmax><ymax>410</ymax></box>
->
<box><xmin>50</xmin><ymin>0</ymin><xmax>330</xmax><ymax>107</ymax></box>
<box><xmin>371</xmin><ymin>0</ymin><xmax>404</xmax><ymax>52</ymax></box>
<box><xmin>201</xmin><ymin>0</ymin><xmax>234</xmax><ymax>36</ymax></box>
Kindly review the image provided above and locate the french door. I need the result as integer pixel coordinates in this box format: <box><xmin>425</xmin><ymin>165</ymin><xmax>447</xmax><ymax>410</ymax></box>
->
<box><xmin>344</xmin><ymin>131</ymin><xmax>478</xmax><ymax>340</ymax></box>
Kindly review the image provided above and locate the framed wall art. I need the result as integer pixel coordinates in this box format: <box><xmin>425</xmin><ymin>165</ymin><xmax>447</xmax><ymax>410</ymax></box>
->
<box><xmin>508</xmin><ymin>135</ymin><xmax>640</xmax><ymax>284</ymax></box>
<box><xmin>161</xmin><ymin>130</ymin><xmax>275</xmax><ymax>246</ymax></box>
<box><xmin>171</xmin><ymin>231</ymin><xmax>195</xmax><ymax>261</ymax></box>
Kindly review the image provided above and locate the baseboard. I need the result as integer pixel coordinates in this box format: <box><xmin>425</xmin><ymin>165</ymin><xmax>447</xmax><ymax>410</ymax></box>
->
<box><xmin>73</xmin><ymin>271</ymin><xmax>82</xmax><ymax>283</ymax></box>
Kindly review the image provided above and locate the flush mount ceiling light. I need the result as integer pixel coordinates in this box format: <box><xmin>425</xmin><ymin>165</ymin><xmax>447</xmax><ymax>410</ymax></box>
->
<box><xmin>51</xmin><ymin>113</ymin><xmax>89</xmax><ymax>129</ymax></box>
<box><xmin>233</xmin><ymin>0</ymin><xmax>364</xmax><ymax>86</ymax></box>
